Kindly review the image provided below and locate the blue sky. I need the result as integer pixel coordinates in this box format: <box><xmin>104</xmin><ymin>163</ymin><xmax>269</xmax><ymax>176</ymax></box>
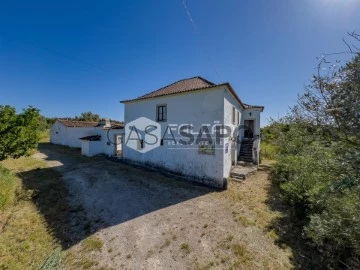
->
<box><xmin>1</xmin><ymin>0</ymin><xmax>359</xmax><ymax>126</ymax></box>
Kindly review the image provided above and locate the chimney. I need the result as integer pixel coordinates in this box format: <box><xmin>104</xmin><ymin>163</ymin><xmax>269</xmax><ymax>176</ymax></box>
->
<box><xmin>98</xmin><ymin>118</ymin><xmax>111</xmax><ymax>128</ymax></box>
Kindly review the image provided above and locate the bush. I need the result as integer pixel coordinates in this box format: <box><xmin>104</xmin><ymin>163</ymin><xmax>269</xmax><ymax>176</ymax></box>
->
<box><xmin>270</xmin><ymin>145</ymin><xmax>360</xmax><ymax>267</ymax></box>
<box><xmin>260</xmin><ymin>142</ymin><xmax>277</xmax><ymax>160</ymax></box>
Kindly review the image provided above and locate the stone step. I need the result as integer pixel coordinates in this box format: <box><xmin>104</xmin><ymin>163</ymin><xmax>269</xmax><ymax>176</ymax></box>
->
<box><xmin>239</xmin><ymin>152</ymin><xmax>252</xmax><ymax>156</ymax></box>
<box><xmin>239</xmin><ymin>157</ymin><xmax>253</xmax><ymax>162</ymax></box>
<box><xmin>230</xmin><ymin>165</ymin><xmax>257</xmax><ymax>181</ymax></box>
<box><xmin>239</xmin><ymin>153</ymin><xmax>253</xmax><ymax>156</ymax></box>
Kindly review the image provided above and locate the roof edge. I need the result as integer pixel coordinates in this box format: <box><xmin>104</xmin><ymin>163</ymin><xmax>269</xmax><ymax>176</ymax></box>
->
<box><xmin>120</xmin><ymin>83</ymin><xmax>226</xmax><ymax>103</ymax></box>
<box><xmin>119</xmin><ymin>80</ymin><xmax>264</xmax><ymax>112</ymax></box>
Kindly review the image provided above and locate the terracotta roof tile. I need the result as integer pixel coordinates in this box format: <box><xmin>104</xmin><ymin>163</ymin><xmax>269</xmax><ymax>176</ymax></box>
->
<box><xmin>121</xmin><ymin>76</ymin><xmax>217</xmax><ymax>102</ymax></box>
<box><xmin>57</xmin><ymin>119</ymin><xmax>124</xmax><ymax>128</ymax></box>
<box><xmin>120</xmin><ymin>76</ymin><xmax>264</xmax><ymax>112</ymax></box>
<box><xmin>243</xmin><ymin>103</ymin><xmax>265</xmax><ymax>110</ymax></box>
<box><xmin>58</xmin><ymin>119</ymin><xmax>99</xmax><ymax>127</ymax></box>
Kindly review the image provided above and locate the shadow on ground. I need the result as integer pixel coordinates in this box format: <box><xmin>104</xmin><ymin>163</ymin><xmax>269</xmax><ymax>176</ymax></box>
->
<box><xmin>261</xmin><ymin>164</ymin><xmax>324</xmax><ymax>270</ymax></box>
<box><xmin>18</xmin><ymin>143</ymin><xmax>212</xmax><ymax>249</ymax></box>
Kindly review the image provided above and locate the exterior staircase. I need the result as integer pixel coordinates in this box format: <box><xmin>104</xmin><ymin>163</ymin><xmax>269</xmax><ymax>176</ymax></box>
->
<box><xmin>238</xmin><ymin>139</ymin><xmax>254</xmax><ymax>163</ymax></box>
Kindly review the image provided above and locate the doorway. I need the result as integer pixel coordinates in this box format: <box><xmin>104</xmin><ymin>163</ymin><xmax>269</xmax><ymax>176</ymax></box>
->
<box><xmin>115</xmin><ymin>135</ymin><xmax>123</xmax><ymax>157</ymax></box>
<box><xmin>244</xmin><ymin>120</ymin><xmax>255</xmax><ymax>139</ymax></box>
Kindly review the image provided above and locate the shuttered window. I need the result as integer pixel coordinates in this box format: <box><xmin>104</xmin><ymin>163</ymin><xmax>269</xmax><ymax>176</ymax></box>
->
<box><xmin>157</xmin><ymin>105</ymin><xmax>167</xmax><ymax>121</ymax></box>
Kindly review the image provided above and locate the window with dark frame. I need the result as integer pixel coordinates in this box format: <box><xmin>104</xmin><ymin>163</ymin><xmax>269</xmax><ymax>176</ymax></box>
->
<box><xmin>237</xmin><ymin>110</ymin><xmax>240</xmax><ymax>125</ymax></box>
<box><xmin>157</xmin><ymin>105</ymin><xmax>167</xmax><ymax>121</ymax></box>
<box><xmin>232</xmin><ymin>106</ymin><xmax>235</xmax><ymax>124</ymax></box>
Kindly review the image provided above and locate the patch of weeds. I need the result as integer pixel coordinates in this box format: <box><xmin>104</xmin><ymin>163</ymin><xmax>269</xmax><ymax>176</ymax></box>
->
<box><xmin>108</xmin><ymin>248</ymin><xmax>113</xmax><ymax>253</ymax></box>
<box><xmin>81</xmin><ymin>259</ymin><xmax>98</xmax><ymax>269</ymax></box>
<box><xmin>201</xmin><ymin>232</ymin><xmax>206</xmax><ymax>237</ymax></box>
<box><xmin>232</xmin><ymin>243</ymin><xmax>252</xmax><ymax>264</ymax></box>
<box><xmin>180</xmin><ymin>242</ymin><xmax>190</xmax><ymax>254</ymax></box>
<box><xmin>220</xmin><ymin>256</ymin><xmax>230</xmax><ymax>264</ymax></box>
<box><xmin>160</xmin><ymin>238</ymin><xmax>171</xmax><ymax>249</ymax></box>
<box><xmin>81</xmin><ymin>236</ymin><xmax>103</xmax><ymax>252</ymax></box>
<box><xmin>194</xmin><ymin>261</ymin><xmax>215</xmax><ymax>270</ymax></box>
<box><xmin>226</xmin><ymin>234</ymin><xmax>234</xmax><ymax>242</ymax></box>
<box><xmin>232</xmin><ymin>244</ymin><xmax>247</xmax><ymax>257</ymax></box>
<box><xmin>238</xmin><ymin>216</ymin><xmax>254</xmax><ymax>227</ymax></box>
<box><xmin>267</xmin><ymin>229</ymin><xmax>279</xmax><ymax>241</ymax></box>
<box><xmin>203</xmin><ymin>224</ymin><xmax>208</xmax><ymax>229</ymax></box>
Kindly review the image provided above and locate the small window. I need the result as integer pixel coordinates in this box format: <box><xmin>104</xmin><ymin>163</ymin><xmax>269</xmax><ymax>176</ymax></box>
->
<box><xmin>157</xmin><ymin>105</ymin><xmax>167</xmax><ymax>122</ymax></box>
<box><xmin>232</xmin><ymin>106</ymin><xmax>235</xmax><ymax>124</ymax></box>
<box><xmin>237</xmin><ymin>110</ymin><xmax>240</xmax><ymax>125</ymax></box>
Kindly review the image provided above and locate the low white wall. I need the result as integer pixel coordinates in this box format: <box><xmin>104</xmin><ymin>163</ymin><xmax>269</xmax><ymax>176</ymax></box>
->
<box><xmin>50</xmin><ymin>121</ymin><xmax>124</xmax><ymax>157</ymax></box>
<box><xmin>50</xmin><ymin>121</ymin><xmax>100</xmax><ymax>148</ymax></box>
<box><xmin>81</xmin><ymin>140</ymin><xmax>104</xmax><ymax>157</ymax></box>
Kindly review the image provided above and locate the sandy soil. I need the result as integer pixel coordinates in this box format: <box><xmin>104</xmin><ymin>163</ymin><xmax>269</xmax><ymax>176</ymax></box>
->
<box><xmin>33</xmin><ymin>144</ymin><xmax>292</xmax><ymax>270</ymax></box>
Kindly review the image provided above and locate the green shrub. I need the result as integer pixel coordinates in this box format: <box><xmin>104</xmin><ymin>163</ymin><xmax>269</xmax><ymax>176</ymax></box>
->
<box><xmin>270</xmin><ymin>150</ymin><xmax>360</xmax><ymax>267</ymax></box>
<box><xmin>0</xmin><ymin>165</ymin><xmax>18</xmax><ymax>210</ymax></box>
<box><xmin>260</xmin><ymin>142</ymin><xmax>277</xmax><ymax>160</ymax></box>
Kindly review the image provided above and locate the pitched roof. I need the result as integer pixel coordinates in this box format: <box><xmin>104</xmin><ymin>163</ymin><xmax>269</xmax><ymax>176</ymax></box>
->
<box><xmin>243</xmin><ymin>103</ymin><xmax>265</xmax><ymax>111</ymax></box>
<box><xmin>120</xmin><ymin>76</ymin><xmax>264</xmax><ymax>112</ymax></box>
<box><xmin>57</xmin><ymin>119</ymin><xmax>124</xmax><ymax>128</ymax></box>
<box><xmin>58</xmin><ymin>119</ymin><xmax>99</xmax><ymax>127</ymax></box>
<box><xmin>120</xmin><ymin>76</ymin><xmax>218</xmax><ymax>103</ymax></box>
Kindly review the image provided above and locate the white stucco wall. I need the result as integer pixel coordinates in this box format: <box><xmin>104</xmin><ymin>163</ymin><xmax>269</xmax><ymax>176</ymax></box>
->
<box><xmin>123</xmin><ymin>87</ymin><xmax>226</xmax><ymax>188</ymax></box>
<box><xmin>50</xmin><ymin>121</ymin><xmax>100</xmax><ymax>148</ymax></box>
<box><xmin>223</xmin><ymin>90</ymin><xmax>243</xmax><ymax>179</ymax></box>
<box><xmin>241</xmin><ymin>109</ymin><xmax>261</xmax><ymax>136</ymax></box>
<box><xmin>101</xmin><ymin>129</ymin><xmax>124</xmax><ymax>157</ymax></box>
<box><xmin>50</xmin><ymin>120</ymin><xmax>124</xmax><ymax>156</ymax></box>
<box><xmin>81</xmin><ymin>140</ymin><xmax>104</xmax><ymax>157</ymax></box>
<box><xmin>123</xmin><ymin>85</ymin><xmax>262</xmax><ymax>188</ymax></box>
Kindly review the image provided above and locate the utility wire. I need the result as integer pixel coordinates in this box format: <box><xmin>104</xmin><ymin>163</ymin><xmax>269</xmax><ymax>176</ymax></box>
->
<box><xmin>182</xmin><ymin>0</ymin><xmax>222</xmax><ymax>82</ymax></box>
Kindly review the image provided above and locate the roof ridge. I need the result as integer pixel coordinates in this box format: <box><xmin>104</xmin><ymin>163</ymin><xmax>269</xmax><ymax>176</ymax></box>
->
<box><xmin>58</xmin><ymin>119</ymin><xmax>98</xmax><ymax>123</ymax></box>
<box><xmin>195</xmin><ymin>76</ymin><xmax>215</xmax><ymax>86</ymax></box>
<box><xmin>139</xmin><ymin>76</ymin><xmax>214</xmax><ymax>98</ymax></box>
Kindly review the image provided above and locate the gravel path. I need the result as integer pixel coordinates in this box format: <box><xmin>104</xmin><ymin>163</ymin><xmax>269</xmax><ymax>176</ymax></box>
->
<box><xmin>33</xmin><ymin>144</ymin><xmax>292</xmax><ymax>270</ymax></box>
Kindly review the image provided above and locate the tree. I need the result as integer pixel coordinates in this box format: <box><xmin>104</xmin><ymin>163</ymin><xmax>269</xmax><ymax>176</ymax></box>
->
<box><xmin>270</xmin><ymin>34</ymin><xmax>360</xmax><ymax>268</ymax></box>
<box><xmin>0</xmin><ymin>105</ymin><xmax>40</xmax><ymax>161</ymax></box>
<box><xmin>75</xmin><ymin>112</ymin><xmax>100</xmax><ymax>122</ymax></box>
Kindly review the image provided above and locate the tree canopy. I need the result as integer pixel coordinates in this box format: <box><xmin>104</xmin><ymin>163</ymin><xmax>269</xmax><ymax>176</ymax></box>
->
<box><xmin>75</xmin><ymin>111</ymin><xmax>100</xmax><ymax>122</ymax></box>
<box><xmin>0</xmin><ymin>106</ymin><xmax>40</xmax><ymax>161</ymax></box>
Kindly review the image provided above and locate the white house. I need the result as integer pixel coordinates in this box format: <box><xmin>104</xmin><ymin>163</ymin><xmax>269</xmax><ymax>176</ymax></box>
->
<box><xmin>50</xmin><ymin>119</ymin><xmax>124</xmax><ymax>157</ymax></box>
<box><xmin>121</xmin><ymin>76</ymin><xmax>264</xmax><ymax>189</ymax></box>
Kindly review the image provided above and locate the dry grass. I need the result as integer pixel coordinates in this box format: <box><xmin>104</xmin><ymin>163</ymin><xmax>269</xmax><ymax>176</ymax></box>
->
<box><xmin>207</xmin><ymin>161</ymin><xmax>292</xmax><ymax>269</ymax></box>
<box><xmin>0</xmin><ymin>166</ymin><xmax>19</xmax><ymax>211</ymax></box>
<box><xmin>81</xmin><ymin>236</ymin><xmax>103</xmax><ymax>252</ymax></box>
<box><xmin>0</xmin><ymin>157</ymin><xmax>60</xmax><ymax>270</ymax></box>
<box><xmin>65</xmin><ymin>236</ymin><xmax>105</xmax><ymax>269</ymax></box>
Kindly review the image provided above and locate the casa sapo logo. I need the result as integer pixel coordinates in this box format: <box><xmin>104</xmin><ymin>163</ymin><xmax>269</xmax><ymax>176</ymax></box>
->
<box><xmin>124</xmin><ymin>117</ymin><xmax>254</xmax><ymax>153</ymax></box>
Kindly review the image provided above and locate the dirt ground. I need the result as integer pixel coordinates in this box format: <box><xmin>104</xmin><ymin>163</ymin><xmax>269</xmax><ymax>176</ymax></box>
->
<box><xmin>33</xmin><ymin>144</ymin><xmax>292</xmax><ymax>270</ymax></box>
